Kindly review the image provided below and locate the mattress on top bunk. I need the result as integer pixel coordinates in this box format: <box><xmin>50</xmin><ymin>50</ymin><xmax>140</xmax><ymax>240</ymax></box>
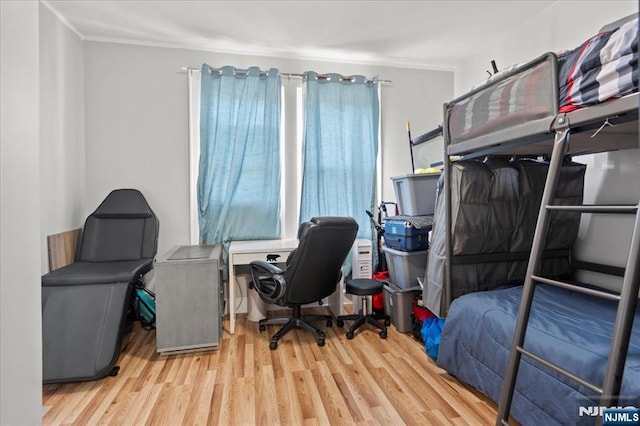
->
<box><xmin>448</xmin><ymin>15</ymin><xmax>638</xmax><ymax>145</ymax></box>
<box><xmin>437</xmin><ymin>284</ymin><xmax>640</xmax><ymax>426</ymax></box>
<box><xmin>424</xmin><ymin>158</ymin><xmax>586</xmax><ymax>317</ymax></box>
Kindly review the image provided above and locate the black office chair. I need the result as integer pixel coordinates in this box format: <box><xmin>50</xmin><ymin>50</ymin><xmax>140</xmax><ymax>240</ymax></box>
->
<box><xmin>41</xmin><ymin>189</ymin><xmax>159</xmax><ymax>383</ymax></box>
<box><xmin>250</xmin><ymin>217</ymin><xmax>358</xmax><ymax>350</ymax></box>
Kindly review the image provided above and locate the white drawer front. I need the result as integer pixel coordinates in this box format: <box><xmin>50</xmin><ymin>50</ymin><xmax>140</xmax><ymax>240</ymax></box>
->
<box><xmin>232</xmin><ymin>250</ymin><xmax>292</xmax><ymax>266</ymax></box>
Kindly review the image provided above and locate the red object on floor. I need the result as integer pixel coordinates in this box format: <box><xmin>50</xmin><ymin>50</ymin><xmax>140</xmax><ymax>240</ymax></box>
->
<box><xmin>372</xmin><ymin>292</ymin><xmax>384</xmax><ymax>310</ymax></box>
<box><xmin>371</xmin><ymin>271</ymin><xmax>388</xmax><ymax>311</ymax></box>
<box><xmin>412</xmin><ymin>297</ymin><xmax>435</xmax><ymax>321</ymax></box>
<box><xmin>372</xmin><ymin>271</ymin><xmax>389</xmax><ymax>280</ymax></box>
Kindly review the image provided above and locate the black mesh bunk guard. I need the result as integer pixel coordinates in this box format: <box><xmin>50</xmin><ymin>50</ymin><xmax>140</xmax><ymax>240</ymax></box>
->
<box><xmin>435</xmin><ymin>50</ymin><xmax>639</xmax><ymax>425</ymax></box>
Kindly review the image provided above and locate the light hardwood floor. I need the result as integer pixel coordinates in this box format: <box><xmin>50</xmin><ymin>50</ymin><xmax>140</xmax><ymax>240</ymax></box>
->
<box><xmin>43</xmin><ymin>308</ymin><xmax>506</xmax><ymax>425</ymax></box>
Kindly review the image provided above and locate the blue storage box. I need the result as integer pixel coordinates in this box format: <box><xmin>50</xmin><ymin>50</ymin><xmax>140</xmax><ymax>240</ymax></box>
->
<box><xmin>384</xmin><ymin>217</ymin><xmax>432</xmax><ymax>236</ymax></box>
<box><xmin>384</xmin><ymin>217</ymin><xmax>431</xmax><ymax>252</ymax></box>
<box><xmin>384</xmin><ymin>233</ymin><xmax>428</xmax><ymax>251</ymax></box>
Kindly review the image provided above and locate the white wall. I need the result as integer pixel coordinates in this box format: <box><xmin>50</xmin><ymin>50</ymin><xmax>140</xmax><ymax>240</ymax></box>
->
<box><xmin>39</xmin><ymin>3</ymin><xmax>86</xmax><ymax>273</ymax></box>
<box><xmin>83</xmin><ymin>42</ymin><xmax>453</xmax><ymax>256</ymax></box>
<box><xmin>573</xmin><ymin>149</ymin><xmax>640</xmax><ymax>290</ymax></box>
<box><xmin>0</xmin><ymin>2</ymin><xmax>43</xmax><ymax>425</ymax></box>
<box><xmin>0</xmin><ymin>3</ymin><xmax>86</xmax><ymax>423</ymax></box>
<box><xmin>453</xmin><ymin>1</ymin><xmax>638</xmax><ymax>95</ymax></box>
<box><xmin>453</xmin><ymin>1</ymin><xmax>639</xmax><ymax>290</ymax></box>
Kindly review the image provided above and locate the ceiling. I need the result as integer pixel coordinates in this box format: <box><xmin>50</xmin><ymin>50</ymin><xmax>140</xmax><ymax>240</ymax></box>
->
<box><xmin>46</xmin><ymin>0</ymin><xmax>557</xmax><ymax>70</ymax></box>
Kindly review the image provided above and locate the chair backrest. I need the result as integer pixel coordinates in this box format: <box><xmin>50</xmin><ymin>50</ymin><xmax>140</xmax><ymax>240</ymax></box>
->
<box><xmin>77</xmin><ymin>189</ymin><xmax>159</xmax><ymax>262</ymax></box>
<box><xmin>283</xmin><ymin>217</ymin><xmax>358</xmax><ymax>305</ymax></box>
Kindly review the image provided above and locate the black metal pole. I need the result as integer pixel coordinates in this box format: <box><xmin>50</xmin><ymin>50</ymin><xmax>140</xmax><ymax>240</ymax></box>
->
<box><xmin>407</xmin><ymin>121</ymin><xmax>415</xmax><ymax>173</ymax></box>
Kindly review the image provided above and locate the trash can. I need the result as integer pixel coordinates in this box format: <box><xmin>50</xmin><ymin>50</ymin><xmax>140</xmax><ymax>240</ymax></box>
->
<box><xmin>247</xmin><ymin>288</ymin><xmax>267</xmax><ymax>322</ymax></box>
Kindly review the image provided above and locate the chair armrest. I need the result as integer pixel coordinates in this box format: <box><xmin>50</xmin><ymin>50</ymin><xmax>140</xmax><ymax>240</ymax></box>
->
<box><xmin>249</xmin><ymin>260</ymin><xmax>284</xmax><ymax>275</ymax></box>
<box><xmin>250</xmin><ymin>260</ymin><xmax>286</xmax><ymax>304</ymax></box>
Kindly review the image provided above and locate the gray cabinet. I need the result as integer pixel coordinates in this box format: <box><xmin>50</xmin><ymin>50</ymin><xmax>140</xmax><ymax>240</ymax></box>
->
<box><xmin>155</xmin><ymin>245</ymin><xmax>223</xmax><ymax>353</ymax></box>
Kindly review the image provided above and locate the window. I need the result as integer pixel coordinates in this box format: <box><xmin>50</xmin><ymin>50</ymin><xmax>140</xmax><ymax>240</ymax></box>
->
<box><xmin>194</xmin><ymin>65</ymin><xmax>282</xmax><ymax>272</ymax></box>
<box><xmin>189</xmin><ymin>68</ymin><xmax>382</xmax><ymax>250</ymax></box>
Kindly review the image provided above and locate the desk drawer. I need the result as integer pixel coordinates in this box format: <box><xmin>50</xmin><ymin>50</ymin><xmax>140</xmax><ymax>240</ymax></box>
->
<box><xmin>233</xmin><ymin>250</ymin><xmax>292</xmax><ymax>266</ymax></box>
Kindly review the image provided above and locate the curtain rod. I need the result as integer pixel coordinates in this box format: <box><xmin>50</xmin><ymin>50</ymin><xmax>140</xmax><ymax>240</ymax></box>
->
<box><xmin>181</xmin><ymin>67</ymin><xmax>391</xmax><ymax>84</ymax></box>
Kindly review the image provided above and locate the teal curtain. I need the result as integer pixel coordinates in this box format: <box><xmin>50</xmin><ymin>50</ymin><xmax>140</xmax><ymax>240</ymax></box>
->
<box><xmin>198</xmin><ymin>65</ymin><xmax>281</xmax><ymax>275</ymax></box>
<box><xmin>299</xmin><ymin>72</ymin><xmax>380</xmax><ymax>272</ymax></box>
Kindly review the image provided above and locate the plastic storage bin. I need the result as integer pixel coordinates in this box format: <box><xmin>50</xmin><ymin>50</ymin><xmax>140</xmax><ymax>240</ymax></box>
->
<box><xmin>384</xmin><ymin>218</ymin><xmax>431</xmax><ymax>251</ymax></box>
<box><xmin>382</xmin><ymin>246</ymin><xmax>428</xmax><ymax>289</ymax></box>
<box><xmin>392</xmin><ymin>173</ymin><xmax>439</xmax><ymax>216</ymax></box>
<box><xmin>384</xmin><ymin>233</ymin><xmax>428</xmax><ymax>251</ymax></box>
<box><xmin>384</xmin><ymin>218</ymin><xmax>431</xmax><ymax>236</ymax></box>
<box><xmin>383</xmin><ymin>282</ymin><xmax>421</xmax><ymax>332</ymax></box>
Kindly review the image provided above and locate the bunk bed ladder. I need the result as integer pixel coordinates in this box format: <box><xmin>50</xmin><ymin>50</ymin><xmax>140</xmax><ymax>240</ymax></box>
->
<box><xmin>496</xmin><ymin>127</ymin><xmax>640</xmax><ymax>426</ymax></box>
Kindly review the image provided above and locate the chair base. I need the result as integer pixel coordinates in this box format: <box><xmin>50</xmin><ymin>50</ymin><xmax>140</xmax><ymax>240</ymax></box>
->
<box><xmin>258</xmin><ymin>306</ymin><xmax>332</xmax><ymax>350</ymax></box>
<box><xmin>337</xmin><ymin>311</ymin><xmax>390</xmax><ymax>340</ymax></box>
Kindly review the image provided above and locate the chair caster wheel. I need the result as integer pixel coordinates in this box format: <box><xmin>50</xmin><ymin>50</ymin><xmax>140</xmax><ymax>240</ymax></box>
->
<box><xmin>326</xmin><ymin>319</ymin><xmax>332</xmax><ymax>327</ymax></box>
<box><xmin>109</xmin><ymin>366</ymin><xmax>120</xmax><ymax>377</ymax></box>
<box><xmin>337</xmin><ymin>319</ymin><xmax>344</xmax><ymax>327</ymax></box>
<box><xmin>384</xmin><ymin>319</ymin><xmax>391</xmax><ymax>326</ymax></box>
<box><xmin>269</xmin><ymin>341</ymin><xmax>278</xmax><ymax>350</ymax></box>
<box><xmin>259</xmin><ymin>324</ymin><xmax>266</xmax><ymax>332</ymax></box>
<box><xmin>317</xmin><ymin>338</ymin><xmax>325</xmax><ymax>347</ymax></box>
<box><xmin>346</xmin><ymin>331</ymin><xmax>354</xmax><ymax>340</ymax></box>
<box><xmin>379</xmin><ymin>330</ymin><xmax>387</xmax><ymax>339</ymax></box>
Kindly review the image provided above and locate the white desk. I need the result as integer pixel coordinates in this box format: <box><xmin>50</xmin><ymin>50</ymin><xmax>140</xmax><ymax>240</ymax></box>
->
<box><xmin>227</xmin><ymin>239</ymin><xmax>347</xmax><ymax>334</ymax></box>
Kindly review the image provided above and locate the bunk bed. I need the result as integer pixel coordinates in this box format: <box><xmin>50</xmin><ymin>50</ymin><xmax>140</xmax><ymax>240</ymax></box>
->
<box><xmin>425</xmin><ymin>14</ymin><xmax>640</xmax><ymax>426</ymax></box>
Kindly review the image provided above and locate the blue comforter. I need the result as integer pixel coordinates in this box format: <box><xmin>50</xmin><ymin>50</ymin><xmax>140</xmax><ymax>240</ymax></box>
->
<box><xmin>437</xmin><ymin>284</ymin><xmax>640</xmax><ymax>426</ymax></box>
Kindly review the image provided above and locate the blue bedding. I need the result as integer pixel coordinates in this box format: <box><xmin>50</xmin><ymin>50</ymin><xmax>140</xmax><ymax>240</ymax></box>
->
<box><xmin>437</xmin><ymin>284</ymin><xmax>640</xmax><ymax>426</ymax></box>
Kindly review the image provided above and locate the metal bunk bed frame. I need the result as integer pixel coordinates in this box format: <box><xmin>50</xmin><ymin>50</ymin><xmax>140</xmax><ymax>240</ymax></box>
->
<box><xmin>440</xmin><ymin>52</ymin><xmax>639</xmax><ymax>425</ymax></box>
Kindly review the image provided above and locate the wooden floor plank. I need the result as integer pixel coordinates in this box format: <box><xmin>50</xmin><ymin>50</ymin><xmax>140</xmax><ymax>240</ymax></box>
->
<box><xmin>254</xmin><ymin>364</ymin><xmax>281</xmax><ymax>426</ymax></box>
<box><xmin>182</xmin><ymin>369</ymin><xmax>217</xmax><ymax>426</ymax></box>
<box><xmin>231</xmin><ymin>376</ymin><xmax>256</xmax><ymax>425</ymax></box>
<box><xmin>122</xmin><ymin>382</ymin><xmax>163</xmax><ymax>426</ymax></box>
<box><xmin>310</xmin><ymin>360</ymin><xmax>354</xmax><ymax>424</ymax></box>
<box><xmin>42</xmin><ymin>309</ymin><xmax>505</xmax><ymax>425</ymax></box>
<box><xmin>207</xmin><ymin>383</ymin><xmax>225</xmax><ymax>425</ymax></box>
<box><xmin>331</xmin><ymin>371</ymin><xmax>370</xmax><ymax>423</ymax></box>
